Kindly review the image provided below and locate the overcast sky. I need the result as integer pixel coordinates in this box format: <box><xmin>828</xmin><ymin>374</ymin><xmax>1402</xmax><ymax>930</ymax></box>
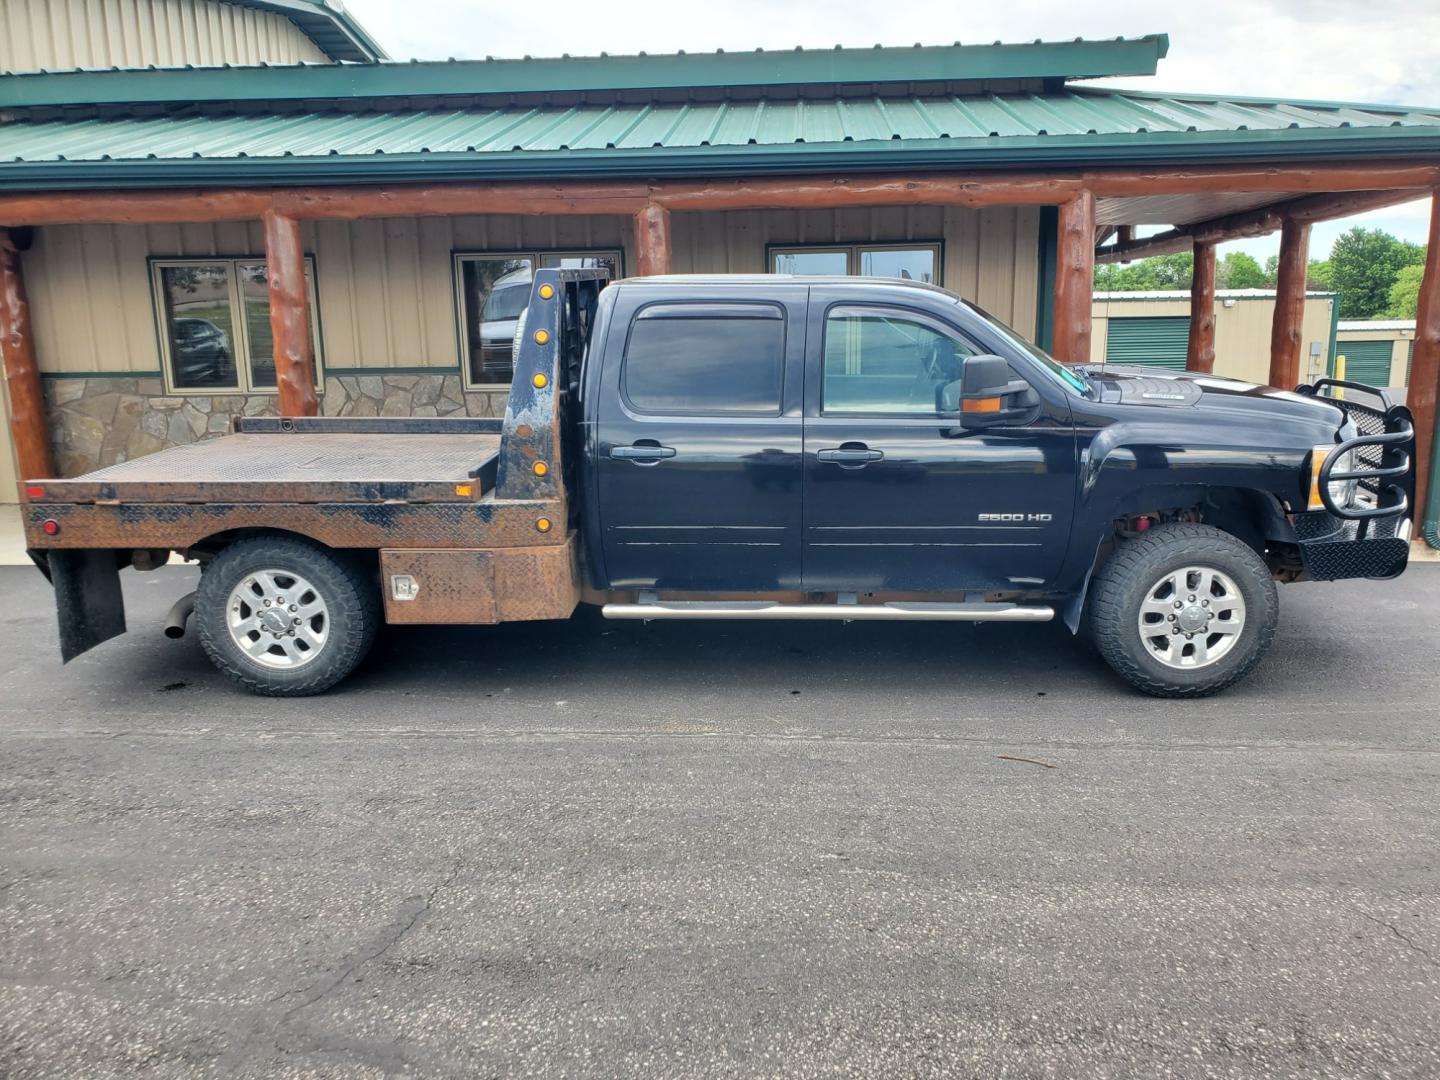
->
<box><xmin>342</xmin><ymin>0</ymin><xmax>1437</xmax><ymax>260</ymax></box>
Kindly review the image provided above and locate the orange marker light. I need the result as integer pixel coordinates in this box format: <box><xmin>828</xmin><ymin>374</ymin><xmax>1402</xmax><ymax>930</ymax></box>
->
<box><xmin>454</xmin><ymin>483</ymin><xmax>473</xmax><ymax>497</ymax></box>
<box><xmin>533</xmin><ymin>461</ymin><xmax>549</xmax><ymax>476</ymax></box>
<box><xmin>535</xmin><ymin>517</ymin><xmax>552</xmax><ymax>533</ymax></box>
<box><xmin>533</xmin><ymin>328</ymin><xmax>550</xmax><ymax>345</ymax></box>
<box><xmin>537</xmin><ymin>283</ymin><xmax>555</xmax><ymax>300</ymax></box>
<box><xmin>532</xmin><ymin>372</ymin><xmax>548</xmax><ymax>389</ymax></box>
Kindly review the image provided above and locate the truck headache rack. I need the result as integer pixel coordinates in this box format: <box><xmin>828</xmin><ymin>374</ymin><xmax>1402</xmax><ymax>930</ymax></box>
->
<box><xmin>1294</xmin><ymin>379</ymin><xmax>1415</xmax><ymax>580</ymax></box>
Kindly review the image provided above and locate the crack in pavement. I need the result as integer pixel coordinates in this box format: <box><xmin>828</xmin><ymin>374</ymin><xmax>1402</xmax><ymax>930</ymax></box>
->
<box><xmin>1360</xmin><ymin>912</ymin><xmax>1438</xmax><ymax>967</ymax></box>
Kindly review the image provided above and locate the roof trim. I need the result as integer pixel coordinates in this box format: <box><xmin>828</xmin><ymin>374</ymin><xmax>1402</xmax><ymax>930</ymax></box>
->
<box><xmin>0</xmin><ymin>35</ymin><xmax>1167</xmax><ymax>109</ymax></box>
<box><xmin>223</xmin><ymin>1</ymin><xmax>387</xmax><ymax>63</ymax></box>
<box><xmin>2</xmin><ymin>124</ymin><xmax>1438</xmax><ymax>191</ymax></box>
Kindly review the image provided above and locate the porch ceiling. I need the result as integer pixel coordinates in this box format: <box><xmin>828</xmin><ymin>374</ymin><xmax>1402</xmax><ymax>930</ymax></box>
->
<box><xmin>1095</xmin><ymin>190</ymin><xmax>1308</xmax><ymax>227</ymax></box>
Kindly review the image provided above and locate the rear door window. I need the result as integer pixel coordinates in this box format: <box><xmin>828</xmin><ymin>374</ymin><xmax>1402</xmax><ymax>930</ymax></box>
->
<box><xmin>622</xmin><ymin>303</ymin><xmax>785</xmax><ymax>416</ymax></box>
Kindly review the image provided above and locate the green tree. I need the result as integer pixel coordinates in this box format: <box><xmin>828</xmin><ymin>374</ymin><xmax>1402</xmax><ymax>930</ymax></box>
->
<box><xmin>1094</xmin><ymin>252</ymin><xmax>1193</xmax><ymax>291</ymax></box>
<box><xmin>1329</xmin><ymin>227</ymin><xmax>1426</xmax><ymax>319</ymax></box>
<box><xmin>1383</xmin><ymin>263</ymin><xmax>1426</xmax><ymax>319</ymax></box>
<box><xmin>1306</xmin><ymin>258</ymin><xmax>1335</xmax><ymax>291</ymax></box>
<box><xmin>1216</xmin><ymin>251</ymin><xmax>1269</xmax><ymax>289</ymax></box>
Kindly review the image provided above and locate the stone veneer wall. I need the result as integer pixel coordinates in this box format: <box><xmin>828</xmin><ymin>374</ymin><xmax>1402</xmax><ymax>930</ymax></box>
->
<box><xmin>45</xmin><ymin>374</ymin><xmax>511</xmax><ymax>477</ymax></box>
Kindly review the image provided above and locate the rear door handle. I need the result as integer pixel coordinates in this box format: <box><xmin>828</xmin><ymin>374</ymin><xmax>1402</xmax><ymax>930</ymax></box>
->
<box><xmin>817</xmin><ymin>447</ymin><xmax>884</xmax><ymax>465</ymax></box>
<box><xmin>610</xmin><ymin>443</ymin><xmax>677</xmax><ymax>463</ymax></box>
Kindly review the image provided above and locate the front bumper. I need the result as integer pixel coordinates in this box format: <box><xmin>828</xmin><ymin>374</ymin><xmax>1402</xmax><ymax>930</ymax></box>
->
<box><xmin>1293</xmin><ymin>510</ymin><xmax>1410</xmax><ymax>580</ymax></box>
<box><xmin>1294</xmin><ymin>380</ymin><xmax>1415</xmax><ymax>581</ymax></box>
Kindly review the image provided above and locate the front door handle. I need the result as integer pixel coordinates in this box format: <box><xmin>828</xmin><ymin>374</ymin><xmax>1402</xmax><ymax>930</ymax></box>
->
<box><xmin>817</xmin><ymin>446</ymin><xmax>884</xmax><ymax>467</ymax></box>
<box><xmin>611</xmin><ymin>442</ymin><xmax>677</xmax><ymax>463</ymax></box>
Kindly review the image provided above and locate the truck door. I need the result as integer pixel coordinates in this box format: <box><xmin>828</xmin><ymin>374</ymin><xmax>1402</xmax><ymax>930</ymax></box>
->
<box><xmin>801</xmin><ymin>292</ymin><xmax>1077</xmax><ymax>592</ymax></box>
<box><xmin>594</xmin><ymin>287</ymin><xmax>806</xmax><ymax>590</ymax></box>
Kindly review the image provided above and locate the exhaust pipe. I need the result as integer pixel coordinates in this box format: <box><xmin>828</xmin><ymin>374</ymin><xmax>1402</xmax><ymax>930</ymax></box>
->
<box><xmin>163</xmin><ymin>591</ymin><xmax>196</xmax><ymax>639</ymax></box>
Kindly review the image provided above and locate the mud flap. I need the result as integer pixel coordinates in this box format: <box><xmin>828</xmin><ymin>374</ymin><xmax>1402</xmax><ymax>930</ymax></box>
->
<box><xmin>47</xmin><ymin>549</ymin><xmax>127</xmax><ymax>662</ymax></box>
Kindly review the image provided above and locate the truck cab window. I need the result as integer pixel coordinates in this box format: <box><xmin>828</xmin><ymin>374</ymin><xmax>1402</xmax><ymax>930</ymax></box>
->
<box><xmin>623</xmin><ymin>305</ymin><xmax>785</xmax><ymax>415</ymax></box>
<box><xmin>823</xmin><ymin>307</ymin><xmax>975</xmax><ymax>415</ymax></box>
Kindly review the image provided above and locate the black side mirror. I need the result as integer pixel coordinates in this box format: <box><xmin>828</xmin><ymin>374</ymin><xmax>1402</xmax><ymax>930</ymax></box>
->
<box><xmin>942</xmin><ymin>354</ymin><xmax>1038</xmax><ymax>428</ymax></box>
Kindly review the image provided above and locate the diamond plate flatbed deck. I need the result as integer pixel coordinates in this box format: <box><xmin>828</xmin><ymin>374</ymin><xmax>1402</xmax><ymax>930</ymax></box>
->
<box><xmin>32</xmin><ymin>432</ymin><xmax>502</xmax><ymax>504</ymax></box>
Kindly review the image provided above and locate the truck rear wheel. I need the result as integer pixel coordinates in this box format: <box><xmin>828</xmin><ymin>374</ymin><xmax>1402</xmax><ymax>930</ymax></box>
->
<box><xmin>195</xmin><ymin>536</ymin><xmax>379</xmax><ymax>697</ymax></box>
<box><xmin>1088</xmin><ymin>523</ymin><xmax>1278</xmax><ymax>698</ymax></box>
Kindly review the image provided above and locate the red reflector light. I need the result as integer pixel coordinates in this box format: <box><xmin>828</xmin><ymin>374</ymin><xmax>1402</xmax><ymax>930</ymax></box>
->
<box><xmin>42</xmin><ymin>519</ymin><xmax>60</xmax><ymax>535</ymax></box>
<box><xmin>25</xmin><ymin>485</ymin><xmax>45</xmax><ymax>498</ymax></box>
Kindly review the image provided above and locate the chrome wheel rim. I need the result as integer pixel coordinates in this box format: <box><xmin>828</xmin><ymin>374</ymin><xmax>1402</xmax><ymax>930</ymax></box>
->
<box><xmin>226</xmin><ymin>569</ymin><xmax>330</xmax><ymax>670</ymax></box>
<box><xmin>1137</xmin><ymin>565</ymin><xmax>1246</xmax><ymax>670</ymax></box>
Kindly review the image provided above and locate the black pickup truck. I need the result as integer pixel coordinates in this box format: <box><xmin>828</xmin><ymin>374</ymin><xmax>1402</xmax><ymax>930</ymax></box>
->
<box><xmin>21</xmin><ymin>269</ymin><xmax>1416</xmax><ymax>698</ymax></box>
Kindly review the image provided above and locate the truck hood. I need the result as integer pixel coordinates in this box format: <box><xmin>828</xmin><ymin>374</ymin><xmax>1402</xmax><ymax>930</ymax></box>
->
<box><xmin>1079</xmin><ymin>364</ymin><xmax>1345</xmax><ymax>430</ymax></box>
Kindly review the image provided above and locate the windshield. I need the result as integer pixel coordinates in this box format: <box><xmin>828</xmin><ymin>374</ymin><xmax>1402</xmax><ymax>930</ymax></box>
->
<box><xmin>482</xmin><ymin>282</ymin><xmax>530</xmax><ymax>322</ymax></box>
<box><xmin>959</xmin><ymin>299</ymin><xmax>1089</xmax><ymax>396</ymax></box>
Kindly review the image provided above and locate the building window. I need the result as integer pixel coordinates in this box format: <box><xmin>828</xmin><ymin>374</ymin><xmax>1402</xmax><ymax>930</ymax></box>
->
<box><xmin>152</xmin><ymin>258</ymin><xmax>322</xmax><ymax>394</ymax></box>
<box><xmin>455</xmin><ymin>250</ymin><xmax>622</xmax><ymax>388</ymax></box>
<box><xmin>770</xmin><ymin>243</ymin><xmax>941</xmax><ymax>284</ymax></box>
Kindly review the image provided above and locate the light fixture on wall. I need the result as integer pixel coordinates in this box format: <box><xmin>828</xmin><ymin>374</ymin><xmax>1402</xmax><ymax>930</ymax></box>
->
<box><xmin>1222</xmin><ymin>298</ymin><xmax>1237</xmax><ymax>308</ymax></box>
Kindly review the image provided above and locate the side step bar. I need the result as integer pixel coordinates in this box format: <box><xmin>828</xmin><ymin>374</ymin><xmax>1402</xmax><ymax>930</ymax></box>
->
<box><xmin>601</xmin><ymin>601</ymin><xmax>1055</xmax><ymax>622</ymax></box>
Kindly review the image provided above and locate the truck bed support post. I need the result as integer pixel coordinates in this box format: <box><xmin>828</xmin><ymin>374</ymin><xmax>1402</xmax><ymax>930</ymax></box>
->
<box><xmin>262</xmin><ymin>210</ymin><xmax>318</xmax><ymax>417</ymax></box>
<box><xmin>1052</xmin><ymin>191</ymin><xmax>1095</xmax><ymax>363</ymax></box>
<box><xmin>0</xmin><ymin>227</ymin><xmax>55</xmax><ymax>482</ymax></box>
<box><xmin>1410</xmin><ymin>190</ymin><xmax>1440</xmax><ymax>542</ymax></box>
<box><xmin>1268</xmin><ymin>217</ymin><xmax>1310</xmax><ymax>389</ymax></box>
<box><xmin>1187</xmin><ymin>239</ymin><xmax>1217</xmax><ymax>373</ymax></box>
<box><xmin>634</xmin><ymin>203</ymin><xmax>672</xmax><ymax>277</ymax></box>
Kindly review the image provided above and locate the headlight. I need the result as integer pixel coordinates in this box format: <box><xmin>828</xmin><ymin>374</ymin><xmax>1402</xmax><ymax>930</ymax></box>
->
<box><xmin>1307</xmin><ymin>445</ymin><xmax>1359</xmax><ymax>511</ymax></box>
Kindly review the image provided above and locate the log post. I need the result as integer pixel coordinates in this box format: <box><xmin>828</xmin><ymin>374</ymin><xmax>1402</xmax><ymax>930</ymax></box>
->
<box><xmin>634</xmin><ymin>203</ymin><xmax>672</xmax><ymax>277</ymax></box>
<box><xmin>1267</xmin><ymin>217</ymin><xmax>1311</xmax><ymax>389</ymax></box>
<box><xmin>262</xmin><ymin>210</ymin><xmax>318</xmax><ymax>417</ymax></box>
<box><xmin>0</xmin><ymin>228</ymin><xmax>56</xmax><ymax>482</ymax></box>
<box><xmin>1052</xmin><ymin>191</ymin><xmax>1095</xmax><ymax>363</ymax></box>
<box><xmin>1187</xmin><ymin>240</ymin><xmax>1217</xmax><ymax>373</ymax></box>
<box><xmin>1410</xmin><ymin>190</ymin><xmax>1440</xmax><ymax>536</ymax></box>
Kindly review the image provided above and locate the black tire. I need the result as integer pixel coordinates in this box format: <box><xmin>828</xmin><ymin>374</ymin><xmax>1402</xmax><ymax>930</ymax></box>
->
<box><xmin>195</xmin><ymin>536</ymin><xmax>379</xmax><ymax>697</ymax></box>
<box><xmin>1088</xmin><ymin>523</ymin><xmax>1278</xmax><ymax>698</ymax></box>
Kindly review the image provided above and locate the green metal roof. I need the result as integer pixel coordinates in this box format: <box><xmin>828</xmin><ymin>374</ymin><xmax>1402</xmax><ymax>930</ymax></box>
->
<box><xmin>210</xmin><ymin>0</ymin><xmax>386</xmax><ymax>64</ymax></box>
<box><xmin>2</xmin><ymin>87</ymin><xmax>1439</xmax><ymax>189</ymax></box>
<box><xmin>0</xmin><ymin>36</ymin><xmax>1168</xmax><ymax>109</ymax></box>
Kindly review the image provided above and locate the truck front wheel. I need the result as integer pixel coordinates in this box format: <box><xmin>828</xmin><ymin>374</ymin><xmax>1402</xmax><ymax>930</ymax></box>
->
<box><xmin>1088</xmin><ymin>523</ymin><xmax>1278</xmax><ymax>698</ymax></box>
<box><xmin>195</xmin><ymin>536</ymin><xmax>379</xmax><ymax>697</ymax></box>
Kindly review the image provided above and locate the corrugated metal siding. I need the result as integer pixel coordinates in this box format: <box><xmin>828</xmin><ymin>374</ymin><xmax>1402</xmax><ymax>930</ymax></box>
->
<box><xmin>5</xmin><ymin>89</ymin><xmax>1439</xmax><ymax>162</ymax></box>
<box><xmin>1338</xmin><ymin>339</ymin><xmax>1395</xmax><ymax>386</ymax></box>
<box><xmin>0</xmin><ymin>0</ymin><xmax>329</xmax><ymax>74</ymax></box>
<box><xmin>1104</xmin><ymin>316</ymin><xmax>1190</xmax><ymax>368</ymax></box>
<box><xmin>25</xmin><ymin>207</ymin><xmax>1041</xmax><ymax>375</ymax></box>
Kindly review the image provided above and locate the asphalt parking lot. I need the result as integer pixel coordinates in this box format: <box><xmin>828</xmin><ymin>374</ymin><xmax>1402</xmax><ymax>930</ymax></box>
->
<box><xmin>1</xmin><ymin>563</ymin><xmax>1438</xmax><ymax>1078</ymax></box>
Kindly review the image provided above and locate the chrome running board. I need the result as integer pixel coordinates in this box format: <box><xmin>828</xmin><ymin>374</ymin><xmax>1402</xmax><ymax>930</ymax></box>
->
<box><xmin>601</xmin><ymin>600</ymin><xmax>1055</xmax><ymax>622</ymax></box>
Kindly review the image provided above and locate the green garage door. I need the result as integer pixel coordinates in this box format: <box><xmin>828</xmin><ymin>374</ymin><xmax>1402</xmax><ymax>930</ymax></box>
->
<box><xmin>1339</xmin><ymin>340</ymin><xmax>1394</xmax><ymax>387</ymax></box>
<box><xmin>1105</xmin><ymin>316</ymin><xmax>1190</xmax><ymax>369</ymax></box>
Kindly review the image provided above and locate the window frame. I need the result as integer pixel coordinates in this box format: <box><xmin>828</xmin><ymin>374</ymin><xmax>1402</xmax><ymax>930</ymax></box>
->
<box><xmin>768</xmin><ymin>241</ymin><xmax>944</xmax><ymax>284</ymax></box>
<box><xmin>452</xmin><ymin>247</ymin><xmax>625</xmax><ymax>391</ymax></box>
<box><xmin>819</xmin><ymin>302</ymin><xmax>981</xmax><ymax>420</ymax></box>
<box><xmin>619</xmin><ymin>300</ymin><xmax>788</xmax><ymax>419</ymax></box>
<box><xmin>149</xmin><ymin>255</ymin><xmax>324</xmax><ymax>397</ymax></box>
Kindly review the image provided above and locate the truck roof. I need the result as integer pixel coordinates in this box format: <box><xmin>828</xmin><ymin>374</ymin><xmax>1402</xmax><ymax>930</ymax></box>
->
<box><xmin>614</xmin><ymin>274</ymin><xmax>955</xmax><ymax>298</ymax></box>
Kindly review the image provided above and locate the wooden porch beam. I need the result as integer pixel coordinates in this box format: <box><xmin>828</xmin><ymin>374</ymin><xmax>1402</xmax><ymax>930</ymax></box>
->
<box><xmin>0</xmin><ymin>228</ymin><xmax>56</xmax><ymax>483</ymax></box>
<box><xmin>1097</xmin><ymin>187</ymin><xmax>1425</xmax><ymax>263</ymax></box>
<box><xmin>633</xmin><ymin>203</ymin><xmax>672</xmax><ymax>276</ymax></box>
<box><xmin>1410</xmin><ymin>191</ymin><xmax>1440</xmax><ymax>534</ymax></box>
<box><xmin>261</xmin><ymin>210</ymin><xmax>318</xmax><ymax>418</ymax></box>
<box><xmin>1052</xmin><ymin>191</ymin><xmax>1095</xmax><ymax>364</ymax></box>
<box><xmin>3</xmin><ymin>163</ymin><xmax>1440</xmax><ymax>227</ymax></box>
<box><xmin>1187</xmin><ymin>240</ymin><xmax>1217</xmax><ymax>374</ymax></box>
<box><xmin>1267</xmin><ymin>218</ymin><xmax>1311</xmax><ymax>389</ymax></box>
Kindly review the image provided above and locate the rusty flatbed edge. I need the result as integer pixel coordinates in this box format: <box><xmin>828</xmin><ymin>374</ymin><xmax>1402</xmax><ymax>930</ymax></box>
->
<box><xmin>31</xmin><ymin>432</ymin><xmax>502</xmax><ymax>504</ymax></box>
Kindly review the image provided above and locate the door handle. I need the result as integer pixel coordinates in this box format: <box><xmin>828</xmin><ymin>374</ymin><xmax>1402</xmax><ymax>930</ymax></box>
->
<box><xmin>817</xmin><ymin>446</ymin><xmax>884</xmax><ymax>466</ymax></box>
<box><xmin>610</xmin><ymin>443</ymin><xmax>677</xmax><ymax>463</ymax></box>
